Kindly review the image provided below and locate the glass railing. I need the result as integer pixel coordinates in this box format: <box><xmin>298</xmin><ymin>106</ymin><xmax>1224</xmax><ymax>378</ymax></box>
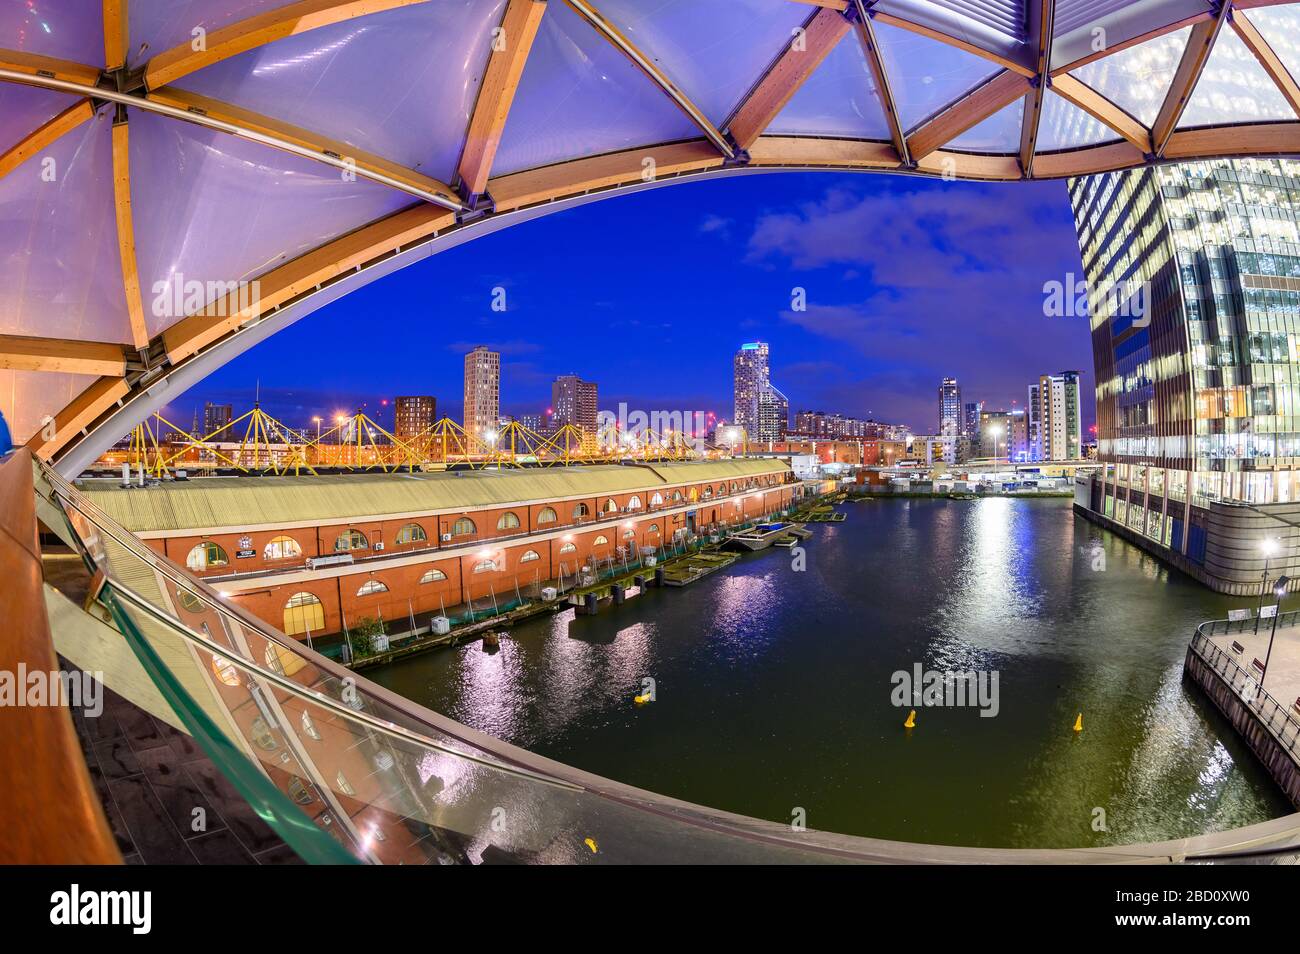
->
<box><xmin>36</xmin><ymin>459</ymin><xmax>1300</xmax><ymax>864</ymax></box>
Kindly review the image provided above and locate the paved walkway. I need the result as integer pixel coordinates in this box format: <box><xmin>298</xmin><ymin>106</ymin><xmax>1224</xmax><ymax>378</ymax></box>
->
<box><xmin>1209</xmin><ymin>621</ymin><xmax>1300</xmax><ymax>713</ymax></box>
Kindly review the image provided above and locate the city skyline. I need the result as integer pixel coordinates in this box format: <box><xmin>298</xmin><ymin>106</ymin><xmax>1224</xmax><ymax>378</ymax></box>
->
<box><xmin>152</xmin><ymin>171</ymin><xmax>1095</xmax><ymax>435</ymax></box>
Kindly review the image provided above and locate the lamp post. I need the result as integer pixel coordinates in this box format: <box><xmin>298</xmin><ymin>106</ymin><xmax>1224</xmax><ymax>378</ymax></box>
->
<box><xmin>1256</xmin><ymin>537</ymin><xmax>1279</xmax><ymax>633</ymax></box>
<box><xmin>1263</xmin><ymin>574</ymin><xmax>1290</xmax><ymax>688</ymax></box>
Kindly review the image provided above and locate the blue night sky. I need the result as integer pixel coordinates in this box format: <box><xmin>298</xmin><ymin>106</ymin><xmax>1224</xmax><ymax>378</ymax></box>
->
<box><xmin>167</xmin><ymin>170</ymin><xmax>1096</xmax><ymax>435</ymax></box>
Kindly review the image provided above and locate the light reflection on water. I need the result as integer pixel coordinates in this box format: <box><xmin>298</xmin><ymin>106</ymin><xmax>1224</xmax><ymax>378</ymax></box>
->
<box><xmin>367</xmin><ymin>498</ymin><xmax>1292</xmax><ymax>848</ymax></box>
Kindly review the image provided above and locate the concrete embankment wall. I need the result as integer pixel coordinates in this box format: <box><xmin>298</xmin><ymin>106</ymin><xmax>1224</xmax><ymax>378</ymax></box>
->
<box><xmin>1184</xmin><ymin>649</ymin><xmax>1300</xmax><ymax>809</ymax></box>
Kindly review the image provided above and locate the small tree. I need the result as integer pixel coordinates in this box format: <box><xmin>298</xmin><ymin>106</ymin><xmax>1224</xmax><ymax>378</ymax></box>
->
<box><xmin>350</xmin><ymin>615</ymin><xmax>385</xmax><ymax>659</ymax></box>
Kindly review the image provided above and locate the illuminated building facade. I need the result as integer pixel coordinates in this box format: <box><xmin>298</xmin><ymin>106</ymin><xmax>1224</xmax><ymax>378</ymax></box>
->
<box><xmin>1070</xmin><ymin>159</ymin><xmax>1300</xmax><ymax>592</ymax></box>
<box><xmin>463</xmin><ymin>346</ymin><xmax>500</xmax><ymax>441</ymax></box>
<box><xmin>734</xmin><ymin>342</ymin><xmax>788</xmax><ymax>442</ymax></box>
<box><xmin>394</xmin><ymin>395</ymin><xmax>436</xmax><ymax>440</ymax></box>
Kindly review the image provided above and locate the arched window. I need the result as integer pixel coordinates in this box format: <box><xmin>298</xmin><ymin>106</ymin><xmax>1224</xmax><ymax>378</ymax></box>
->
<box><xmin>472</xmin><ymin>559</ymin><xmax>498</xmax><ymax>574</ymax></box>
<box><xmin>396</xmin><ymin>523</ymin><xmax>427</xmax><ymax>545</ymax></box>
<box><xmin>283</xmin><ymin>592</ymin><xmax>324</xmax><ymax>636</ymax></box>
<box><xmin>264</xmin><ymin>641</ymin><xmax>305</xmax><ymax>677</ymax></box>
<box><xmin>334</xmin><ymin>529</ymin><xmax>368</xmax><ymax>552</ymax></box>
<box><xmin>559</xmin><ymin>542</ymin><xmax>577</xmax><ymax>554</ymax></box>
<box><xmin>626</xmin><ymin>495</ymin><xmax>642</xmax><ymax>511</ymax></box>
<box><xmin>593</xmin><ymin>535</ymin><xmax>609</xmax><ymax>546</ymax></box>
<box><xmin>701</xmin><ymin>486</ymin><xmax>712</xmax><ymax>500</ymax></box>
<box><xmin>451</xmin><ymin>517</ymin><xmax>476</xmax><ymax>536</ymax></box>
<box><xmin>648</xmin><ymin>524</ymin><xmax>660</xmax><ymax>534</ymax></box>
<box><xmin>418</xmin><ymin>568</ymin><xmax>447</xmax><ymax>584</ymax></box>
<box><xmin>602</xmin><ymin>498</ymin><xmax>619</xmax><ymax>514</ymax></box>
<box><xmin>520</xmin><ymin>549</ymin><xmax>540</xmax><ymax>563</ymax></box>
<box><xmin>186</xmin><ymin>541</ymin><xmax>228</xmax><ymax>571</ymax></box>
<box><xmin>263</xmin><ymin>535</ymin><xmax>301</xmax><ymax>561</ymax></box>
<box><xmin>335</xmin><ymin>770</ymin><xmax>356</xmax><ymax>797</ymax></box>
<box><xmin>673</xmin><ymin>490</ymin><xmax>684</xmax><ymax>502</ymax></box>
<box><xmin>650</xmin><ymin>492</ymin><xmax>663</xmax><ymax>507</ymax></box>
<box><xmin>357</xmin><ymin>580</ymin><xmax>389</xmax><ymax>597</ymax></box>
<box><xmin>573</xmin><ymin>503</ymin><xmax>590</xmax><ymax>520</ymax></box>
<box><xmin>623</xmin><ymin>529</ymin><xmax>636</xmax><ymax>539</ymax></box>
<box><xmin>537</xmin><ymin>507</ymin><xmax>557</xmax><ymax>524</ymax></box>
<box><xmin>211</xmin><ymin>653</ymin><xmax>240</xmax><ymax>687</ymax></box>
<box><xmin>718</xmin><ymin>484</ymin><xmax>728</xmax><ymax>496</ymax></box>
<box><xmin>497</xmin><ymin>511</ymin><xmax>521</xmax><ymax>530</ymax></box>
<box><xmin>301</xmin><ymin>710</ymin><xmax>321</xmax><ymax>741</ymax></box>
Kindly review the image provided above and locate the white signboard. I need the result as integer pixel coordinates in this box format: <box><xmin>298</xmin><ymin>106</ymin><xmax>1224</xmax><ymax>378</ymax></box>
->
<box><xmin>1261</xmin><ymin>604</ymin><xmax>1279</xmax><ymax>619</ymax></box>
<box><xmin>1227</xmin><ymin>608</ymin><xmax>1252</xmax><ymax>622</ymax></box>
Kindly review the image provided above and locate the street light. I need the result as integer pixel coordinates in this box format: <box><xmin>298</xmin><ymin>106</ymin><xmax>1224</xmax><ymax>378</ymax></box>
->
<box><xmin>1263</xmin><ymin>574</ymin><xmax>1290</xmax><ymax>687</ymax></box>
<box><xmin>1256</xmin><ymin>537</ymin><xmax>1280</xmax><ymax>633</ymax></box>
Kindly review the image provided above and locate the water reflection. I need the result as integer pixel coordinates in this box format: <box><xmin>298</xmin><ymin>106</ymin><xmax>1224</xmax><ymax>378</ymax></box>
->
<box><xmin>368</xmin><ymin>498</ymin><xmax>1291</xmax><ymax>848</ymax></box>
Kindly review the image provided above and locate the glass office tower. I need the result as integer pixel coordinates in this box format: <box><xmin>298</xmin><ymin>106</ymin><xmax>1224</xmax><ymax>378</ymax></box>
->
<box><xmin>1069</xmin><ymin>158</ymin><xmax>1300</xmax><ymax>589</ymax></box>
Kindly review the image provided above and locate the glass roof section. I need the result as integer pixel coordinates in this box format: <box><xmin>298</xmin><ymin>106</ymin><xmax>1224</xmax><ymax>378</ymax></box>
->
<box><xmin>769</xmin><ymin>28</ymin><xmax>891</xmax><ymax>140</ymax></box>
<box><xmin>0</xmin><ymin>0</ymin><xmax>1295</xmax><ymax>456</ymax></box>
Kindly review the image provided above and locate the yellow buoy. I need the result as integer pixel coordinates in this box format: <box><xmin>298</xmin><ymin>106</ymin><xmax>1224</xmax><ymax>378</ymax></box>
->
<box><xmin>903</xmin><ymin>709</ymin><xmax>916</xmax><ymax>729</ymax></box>
<box><xmin>1073</xmin><ymin>712</ymin><xmax>1083</xmax><ymax>733</ymax></box>
<box><xmin>584</xmin><ymin>837</ymin><xmax>599</xmax><ymax>854</ymax></box>
<box><xmin>634</xmin><ymin>693</ymin><xmax>651</xmax><ymax>705</ymax></box>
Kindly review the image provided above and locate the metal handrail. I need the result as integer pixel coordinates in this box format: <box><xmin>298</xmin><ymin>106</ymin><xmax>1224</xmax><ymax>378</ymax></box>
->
<box><xmin>1189</xmin><ymin>621</ymin><xmax>1300</xmax><ymax>758</ymax></box>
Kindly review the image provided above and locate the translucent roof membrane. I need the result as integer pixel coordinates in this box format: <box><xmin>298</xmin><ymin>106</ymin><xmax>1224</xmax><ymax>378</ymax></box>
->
<box><xmin>0</xmin><ymin>108</ymin><xmax>131</xmax><ymax>344</ymax></box>
<box><xmin>1248</xmin><ymin>6</ymin><xmax>1300</xmax><ymax>92</ymax></box>
<box><xmin>1036</xmin><ymin>89</ymin><xmax>1121</xmax><ymax>151</ymax></box>
<box><xmin>949</xmin><ymin>99</ymin><xmax>1024</xmax><ymax>152</ymax></box>
<box><xmin>128</xmin><ymin>109</ymin><xmax>413</xmax><ymax>339</ymax></box>
<box><xmin>596</xmin><ymin>0</ymin><xmax>811</xmax><ymax>128</ymax></box>
<box><xmin>875</xmin><ymin>0</ymin><xmax>1029</xmax><ymax>64</ymax></box>
<box><xmin>493</xmin><ymin>0</ymin><xmax>700</xmax><ymax>177</ymax></box>
<box><xmin>0</xmin><ymin>0</ymin><xmax>105</xmax><ymax>64</ymax></box>
<box><xmin>128</xmin><ymin>0</ymin><xmax>302</xmax><ymax>69</ymax></box>
<box><xmin>768</xmin><ymin>29</ymin><xmax>891</xmax><ymax>140</ymax></box>
<box><xmin>176</xmin><ymin>0</ymin><xmax>505</xmax><ymax>184</ymax></box>
<box><xmin>1051</xmin><ymin>0</ymin><xmax>1211</xmax><ymax>71</ymax></box>
<box><xmin>1179</xmin><ymin>25</ymin><xmax>1297</xmax><ymax>129</ymax></box>
<box><xmin>0</xmin><ymin>370</ymin><xmax>96</xmax><ymax>444</ymax></box>
<box><xmin>0</xmin><ymin>84</ymin><xmax>81</xmax><ymax>157</ymax></box>
<box><xmin>874</xmin><ymin>21</ymin><xmax>1004</xmax><ymax>134</ymax></box>
<box><xmin>1070</xmin><ymin>25</ymin><xmax>1189</xmax><ymax>127</ymax></box>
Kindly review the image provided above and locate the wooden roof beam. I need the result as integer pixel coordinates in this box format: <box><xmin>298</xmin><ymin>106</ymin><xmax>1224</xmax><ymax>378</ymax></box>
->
<box><xmin>161</xmin><ymin>203</ymin><xmax>456</xmax><ymax>364</ymax></box>
<box><xmin>144</xmin><ymin>0</ymin><xmax>431</xmax><ymax>90</ymax></box>
<box><xmin>727</xmin><ymin>6</ymin><xmax>852</xmax><ymax>150</ymax></box>
<box><xmin>111</xmin><ymin>115</ymin><xmax>151</xmax><ymax>349</ymax></box>
<box><xmin>0</xmin><ymin>336</ymin><xmax>128</xmax><ymax>377</ymax></box>
<box><xmin>1050</xmin><ymin>73</ymin><xmax>1151</xmax><ymax>152</ymax></box>
<box><xmin>907</xmin><ymin>69</ymin><xmax>1032</xmax><ymax>160</ymax></box>
<box><xmin>1232</xmin><ymin>9</ymin><xmax>1300</xmax><ymax>118</ymax></box>
<box><xmin>1152</xmin><ymin>8</ymin><xmax>1229</xmax><ymax>157</ymax></box>
<box><xmin>872</xmin><ymin>11</ymin><xmax>1035</xmax><ymax>78</ymax></box>
<box><xmin>457</xmin><ymin>0</ymin><xmax>547</xmax><ymax>198</ymax></box>
<box><xmin>0</xmin><ymin>100</ymin><xmax>94</xmax><ymax>182</ymax></box>
<box><xmin>147</xmin><ymin>87</ymin><xmax>462</xmax><ymax>208</ymax></box>
<box><xmin>104</xmin><ymin>0</ymin><xmax>129</xmax><ymax>70</ymax></box>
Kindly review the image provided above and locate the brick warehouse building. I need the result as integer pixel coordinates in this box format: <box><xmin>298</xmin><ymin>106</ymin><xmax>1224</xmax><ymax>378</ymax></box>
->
<box><xmin>81</xmin><ymin>459</ymin><xmax>795</xmax><ymax>638</ymax></box>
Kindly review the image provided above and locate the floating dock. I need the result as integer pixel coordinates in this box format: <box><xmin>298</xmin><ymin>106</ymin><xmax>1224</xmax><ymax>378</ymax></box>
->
<box><xmin>660</xmin><ymin>552</ymin><xmax>737</xmax><ymax>587</ymax></box>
